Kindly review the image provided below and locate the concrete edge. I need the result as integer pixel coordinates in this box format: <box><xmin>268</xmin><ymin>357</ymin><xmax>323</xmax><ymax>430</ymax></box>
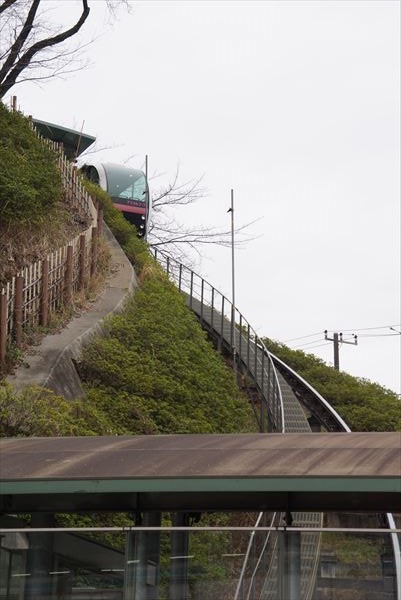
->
<box><xmin>6</xmin><ymin>223</ymin><xmax>137</xmax><ymax>400</ymax></box>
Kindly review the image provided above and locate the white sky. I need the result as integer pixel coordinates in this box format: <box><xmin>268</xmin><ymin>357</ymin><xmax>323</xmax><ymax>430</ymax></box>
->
<box><xmin>12</xmin><ymin>0</ymin><xmax>400</xmax><ymax>394</ymax></box>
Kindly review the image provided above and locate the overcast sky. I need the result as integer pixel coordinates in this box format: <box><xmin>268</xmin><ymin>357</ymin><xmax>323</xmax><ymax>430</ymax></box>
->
<box><xmin>12</xmin><ymin>0</ymin><xmax>400</xmax><ymax>394</ymax></box>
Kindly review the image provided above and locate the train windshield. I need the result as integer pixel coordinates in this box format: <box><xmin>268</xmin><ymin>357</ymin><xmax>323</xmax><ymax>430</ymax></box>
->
<box><xmin>105</xmin><ymin>165</ymin><xmax>147</xmax><ymax>203</ymax></box>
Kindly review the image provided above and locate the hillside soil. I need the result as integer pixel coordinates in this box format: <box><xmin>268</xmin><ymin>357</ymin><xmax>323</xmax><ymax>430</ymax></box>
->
<box><xmin>0</xmin><ymin>203</ymin><xmax>90</xmax><ymax>287</ymax></box>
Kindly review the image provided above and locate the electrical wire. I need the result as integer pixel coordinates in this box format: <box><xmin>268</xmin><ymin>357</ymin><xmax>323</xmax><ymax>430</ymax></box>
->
<box><xmin>285</xmin><ymin>324</ymin><xmax>401</xmax><ymax>347</ymax></box>
<box><xmin>293</xmin><ymin>342</ymin><xmax>333</xmax><ymax>351</ymax></box>
<box><xmin>293</xmin><ymin>339</ymin><xmax>324</xmax><ymax>349</ymax></box>
<box><xmin>357</xmin><ymin>333</ymin><xmax>400</xmax><ymax>338</ymax></box>
<box><xmin>282</xmin><ymin>332</ymin><xmax>322</xmax><ymax>343</ymax></box>
<box><xmin>340</xmin><ymin>324</ymin><xmax>401</xmax><ymax>333</ymax></box>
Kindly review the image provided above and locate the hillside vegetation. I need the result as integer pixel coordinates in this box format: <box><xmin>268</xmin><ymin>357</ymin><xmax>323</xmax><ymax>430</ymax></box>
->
<box><xmin>1</xmin><ymin>102</ymin><xmax>398</xmax><ymax>439</ymax></box>
<box><xmin>0</xmin><ymin>103</ymin><xmax>89</xmax><ymax>285</ymax></box>
<box><xmin>0</xmin><ymin>172</ymin><xmax>255</xmax><ymax>437</ymax></box>
<box><xmin>264</xmin><ymin>338</ymin><xmax>400</xmax><ymax>431</ymax></box>
<box><xmin>81</xmin><ymin>267</ymin><xmax>253</xmax><ymax>434</ymax></box>
<box><xmin>0</xmin><ymin>104</ymin><xmax>398</xmax><ymax>594</ymax></box>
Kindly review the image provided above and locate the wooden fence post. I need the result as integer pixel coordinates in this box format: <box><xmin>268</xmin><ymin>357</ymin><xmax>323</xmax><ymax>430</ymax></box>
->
<box><xmin>0</xmin><ymin>292</ymin><xmax>7</xmax><ymax>364</ymax></box>
<box><xmin>90</xmin><ymin>227</ymin><xmax>98</xmax><ymax>277</ymax></box>
<box><xmin>40</xmin><ymin>260</ymin><xmax>49</xmax><ymax>327</ymax></box>
<box><xmin>97</xmin><ymin>205</ymin><xmax>103</xmax><ymax>235</ymax></box>
<box><xmin>78</xmin><ymin>234</ymin><xmax>86</xmax><ymax>291</ymax></box>
<box><xmin>14</xmin><ymin>276</ymin><xmax>24</xmax><ymax>348</ymax></box>
<box><xmin>64</xmin><ymin>246</ymin><xmax>74</xmax><ymax>305</ymax></box>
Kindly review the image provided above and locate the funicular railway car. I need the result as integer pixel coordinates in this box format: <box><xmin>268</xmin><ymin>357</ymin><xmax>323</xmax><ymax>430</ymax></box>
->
<box><xmin>81</xmin><ymin>162</ymin><xmax>150</xmax><ymax>236</ymax></box>
<box><xmin>30</xmin><ymin>119</ymin><xmax>150</xmax><ymax>237</ymax></box>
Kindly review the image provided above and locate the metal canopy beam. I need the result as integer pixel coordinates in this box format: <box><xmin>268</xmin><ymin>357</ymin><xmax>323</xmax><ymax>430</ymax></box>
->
<box><xmin>1</xmin><ymin>490</ymin><xmax>399</xmax><ymax>514</ymax></box>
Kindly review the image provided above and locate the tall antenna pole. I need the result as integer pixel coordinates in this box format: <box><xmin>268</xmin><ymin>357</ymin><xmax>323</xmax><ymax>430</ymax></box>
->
<box><xmin>231</xmin><ymin>189</ymin><xmax>235</xmax><ymax>316</ymax></box>
<box><xmin>229</xmin><ymin>189</ymin><xmax>236</xmax><ymax>370</ymax></box>
<box><xmin>144</xmin><ymin>154</ymin><xmax>148</xmax><ymax>241</ymax></box>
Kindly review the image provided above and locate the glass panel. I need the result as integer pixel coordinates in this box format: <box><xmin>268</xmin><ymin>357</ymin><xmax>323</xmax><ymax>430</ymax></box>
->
<box><xmin>105</xmin><ymin>165</ymin><xmax>146</xmax><ymax>205</ymax></box>
<box><xmin>0</xmin><ymin>528</ymin><xmax>397</xmax><ymax>599</ymax></box>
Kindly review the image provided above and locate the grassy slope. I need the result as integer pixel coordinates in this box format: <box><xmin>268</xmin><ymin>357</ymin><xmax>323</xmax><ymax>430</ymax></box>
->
<box><xmin>1</xmin><ymin>179</ymin><xmax>255</xmax><ymax>438</ymax></box>
<box><xmin>264</xmin><ymin>338</ymin><xmax>400</xmax><ymax>431</ymax></box>
<box><xmin>0</xmin><ymin>116</ymin><xmax>397</xmax><ymax>587</ymax></box>
<box><xmin>0</xmin><ymin>102</ymin><xmax>87</xmax><ymax>286</ymax></box>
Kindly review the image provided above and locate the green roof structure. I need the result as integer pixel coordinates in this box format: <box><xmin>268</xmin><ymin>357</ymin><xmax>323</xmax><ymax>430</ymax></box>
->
<box><xmin>32</xmin><ymin>118</ymin><xmax>96</xmax><ymax>159</ymax></box>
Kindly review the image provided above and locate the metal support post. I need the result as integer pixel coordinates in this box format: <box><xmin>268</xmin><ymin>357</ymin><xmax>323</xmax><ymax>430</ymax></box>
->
<box><xmin>169</xmin><ymin>513</ymin><xmax>190</xmax><ymax>600</ymax></box>
<box><xmin>278</xmin><ymin>522</ymin><xmax>301</xmax><ymax>600</ymax></box>
<box><xmin>124</xmin><ymin>513</ymin><xmax>161</xmax><ymax>600</ymax></box>
<box><xmin>25</xmin><ymin>514</ymin><xmax>55</xmax><ymax>600</ymax></box>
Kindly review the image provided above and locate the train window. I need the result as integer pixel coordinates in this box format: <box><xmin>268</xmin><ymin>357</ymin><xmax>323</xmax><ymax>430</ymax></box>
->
<box><xmin>108</xmin><ymin>170</ymin><xmax>146</xmax><ymax>203</ymax></box>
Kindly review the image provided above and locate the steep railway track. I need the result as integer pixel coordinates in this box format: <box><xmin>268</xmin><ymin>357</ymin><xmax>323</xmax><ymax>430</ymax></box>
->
<box><xmin>153</xmin><ymin>249</ymin><xmax>400</xmax><ymax>600</ymax></box>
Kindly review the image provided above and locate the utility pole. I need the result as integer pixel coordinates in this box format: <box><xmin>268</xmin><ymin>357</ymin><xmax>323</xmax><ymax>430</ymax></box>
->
<box><xmin>324</xmin><ymin>331</ymin><xmax>358</xmax><ymax>370</ymax></box>
<box><xmin>144</xmin><ymin>154</ymin><xmax>149</xmax><ymax>241</ymax></box>
<box><xmin>228</xmin><ymin>189</ymin><xmax>236</xmax><ymax>371</ymax></box>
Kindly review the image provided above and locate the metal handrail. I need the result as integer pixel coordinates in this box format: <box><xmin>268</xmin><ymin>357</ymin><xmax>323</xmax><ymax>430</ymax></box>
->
<box><xmin>153</xmin><ymin>250</ymin><xmax>320</xmax><ymax>600</ymax></box>
<box><xmin>153</xmin><ymin>248</ymin><xmax>285</xmax><ymax>432</ymax></box>
<box><xmin>270</xmin><ymin>352</ymin><xmax>401</xmax><ymax>600</ymax></box>
<box><xmin>233</xmin><ymin>512</ymin><xmax>266</xmax><ymax>600</ymax></box>
<box><xmin>152</xmin><ymin>249</ymin><xmax>400</xmax><ymax>600</ymax></box>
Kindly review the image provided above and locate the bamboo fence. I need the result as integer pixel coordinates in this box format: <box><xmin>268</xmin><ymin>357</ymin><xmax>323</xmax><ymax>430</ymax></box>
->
<box><xmin>0</xmin><ymin>103</ymin><xmax>102</xmax><ymax>367</ymax></box>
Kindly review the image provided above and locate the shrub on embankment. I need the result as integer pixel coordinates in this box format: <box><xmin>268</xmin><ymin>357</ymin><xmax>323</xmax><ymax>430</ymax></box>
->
<box><xmin>0</xmin><ymin>178</ymin><xmax>254</xmax><ymax>437</ymax></box>
<box><xmin>264</xmin><ymin>338</ymin><xmax>401</xmax><ymax>432</ymax></box>
<box><xmin>80</xmin><ymin>179</ymin><xmax>254</xmax><ymax>434</ymax></box>
<box><xmin>80</xmin><ymin>263</ymin><xmax>254</xmax><ymax>434</ymax></box>
<box><xmin>0</xmin><ymin>383</ymin><xmax>114</xmax><ymax>437</ymax></box>
<box><xmin>0</xmin><ymin>103</ymin><xmax>92</xmax><ymax>286</ymax></box>
<box><xmin>83</xmin><ymin>179</ymin><xmax>150</xmax><ymax>272</ymax></box>
<box><xmin>0</xmin><ymin>102</ymin><xmax>62</xmax><ymax>225</ymax></box>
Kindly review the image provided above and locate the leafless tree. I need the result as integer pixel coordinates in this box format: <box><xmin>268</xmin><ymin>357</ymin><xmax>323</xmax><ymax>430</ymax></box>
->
<box><xmin>0</xmin><ymin>0</ymin><xmax>129</xmax><ymax>99</ymax></box>
<box><xmin>148</xmin><ymin>167</ymin><xmax>260</xmax><ymax>264</ymax></box>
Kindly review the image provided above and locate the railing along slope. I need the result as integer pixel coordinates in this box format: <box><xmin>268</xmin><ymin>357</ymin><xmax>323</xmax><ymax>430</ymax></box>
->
<box><xmin>270</xmin><ymin>353</ymin><xmax>401</xmax><ymax>600</ymax></box>
<box><xmin>153</xmin><ymin>250</ymin><xmax>322</xmax><ymax>600</ymax></box>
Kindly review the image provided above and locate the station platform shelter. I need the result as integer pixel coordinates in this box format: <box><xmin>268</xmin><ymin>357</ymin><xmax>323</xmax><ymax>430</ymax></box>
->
<box><xmin>1</xmin><ymin>432</ymin><xmax>400</xmax><ymax>599</ymax></box>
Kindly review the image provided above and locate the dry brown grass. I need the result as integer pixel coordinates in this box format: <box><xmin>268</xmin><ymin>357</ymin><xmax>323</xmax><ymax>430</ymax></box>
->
<box><xmin>0</xmin><ymin>202</ymin><xmax>90</xmax><ymax>287</ymax></box>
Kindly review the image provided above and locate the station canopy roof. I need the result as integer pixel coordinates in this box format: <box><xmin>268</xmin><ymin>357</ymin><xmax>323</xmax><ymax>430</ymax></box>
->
<box><xmin>32</xmin><ymin>118</ymin><xmax>96</xmax><ymax>159</ymax></box>
<box><xmin>1</xmin><ymin>432</ymin><xmax>400</xmax><ymax>514</ymax></box>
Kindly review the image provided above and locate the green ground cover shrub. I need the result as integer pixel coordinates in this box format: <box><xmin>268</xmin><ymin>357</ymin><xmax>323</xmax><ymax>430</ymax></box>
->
<box><xmin>264</xmin><ymin>338</ymin><xmax>400</xmax><ymax>431</ymax></box>
<box><xmin>82</xmin><ymin>179</ymin><xmax>150</xmax><ymax>272</ymax></box>
<box><xmin>78</xmin><ymin>179</ymin><xmax>255</xmax><ymax>434</ymax></box>
<box><xmin>81</xmin><ymin>262</ymin><xmax>254</xmax><ymax>434</ymax></box>
<box><xmin>0</xmin><ymin>382</ymin><xmax>115</xmax><ymax>437</ymax></box>
<box><xmin>0</xmin><ymin>102</ymin><xmax>62</xmax><ymax>225</ymax></box>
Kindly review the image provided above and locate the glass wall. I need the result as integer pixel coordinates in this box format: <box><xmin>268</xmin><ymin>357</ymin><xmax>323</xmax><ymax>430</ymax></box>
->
<box><xmin>0</xmin><ymin>525</ymin><xmax>398</xmax><ymax>600</ymax></box>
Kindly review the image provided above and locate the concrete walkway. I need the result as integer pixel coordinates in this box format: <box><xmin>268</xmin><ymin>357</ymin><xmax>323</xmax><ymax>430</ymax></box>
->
<box><xmin>6</xmin><ymin>225</ymin><xmax>137</xmax><ymax>399</ymax></box>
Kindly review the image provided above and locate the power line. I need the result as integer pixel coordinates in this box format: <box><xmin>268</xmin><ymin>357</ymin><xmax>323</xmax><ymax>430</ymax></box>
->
<box><xmin>283</xmin><ymin>332</ymin><xmax>322</xmax><ymax>343</ymax></box>
<box><xmin>340</xmin><ymin>324</ymin><xmax>401</xmax><ymax>333</ymax></box>
<box><xmin>286</xmin><ymin>324</ymin><xmax>401</xmax><ymax>343</ymax></box>
<box><xmin>293</xmin><ymin>338</ymin><xmax>324</xmax><ymax>349</ymax></box>
<box><xmin>358</xmin><ymin>333</ymin><xmax>400</xmax><ymax>338</ymax></box>
<box><xmin>294</xmin><ymin>341</ymin><xmax>333</xmax><ymax>351</ymax></box>
<box><xmin>296</xmin><ymin>333</ymin><xmax>357</xmax><ymax>347</ymax></box>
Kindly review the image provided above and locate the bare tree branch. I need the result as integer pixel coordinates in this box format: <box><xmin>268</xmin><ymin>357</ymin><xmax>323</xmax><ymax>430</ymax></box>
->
<box><xmin>147</xmin><ymin>168</ymin><xmax>260</xmax><ymax>263</ymax></box>
<box><xmin>0</xmin><ymin>0</ymin><xmax>130</xmax><ymax>98</ymax></box>
<box><xmin>0</xmin><ymin>0</ymin><xmax>41</xmax><ymax>84</ymax></box>
<box><xmin>0</xmin><ymin>0</ymin><xmax>90</xmax><ymax>97</ymax></box>
<box><xmin>0</xmin><ymin>0</ymin><xmax>19</xmax><ymax>16</ymax></box>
